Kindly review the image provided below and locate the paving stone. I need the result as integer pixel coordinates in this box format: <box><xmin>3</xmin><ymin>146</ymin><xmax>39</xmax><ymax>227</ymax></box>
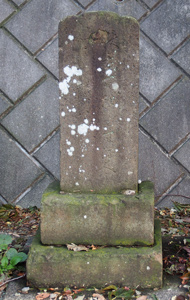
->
<box><xmin>142</xmin><ymin>0</ymin><xmax>160</xmax><ymax>8</ymax></box>
<box><xmin>18</xmin><ymin>175</ymin><xmax>54</xmax><ymax>208</ymax></box>
<box><xmin>141</xmin><ymin>0</ymin><xmax>190</xmax><ymax>54</ymax></box>
<box><xmin>0</xmin><ymin>30</ymin><xmax>44</xmax><ymax>102</ymax></box>
<box><xmin>2</xmin><ymin>78</ymin><xmax>59</xmax><ymax>152</ymax></box>
<box><xmin>0</xmin><ymin>195</ymin><xmax>7</xmax><ymax>205</ymax></box>
<box><xmin>34</xmin><ymin>131</ymin><xmax>60</xmax><ymax>180</ymax></box>
<box><xmin>174</xmin><ymin>139</ymin><xmax>190</xmax><ymax>172</ymax></box>
<box><xmin>139</xmin><ymin>95</ymin><xmax>148</xmax><ymax>115</ymax></box>
<box><xmin>5</xmin><ymin>0</ymin><xmax>81</xmax><ymax>54</ymax></box>
<box><xmin>0</xmin><ymin>94</ymin><xmax>12</xmax><ymax>116</ymax></box>
<box><xmin>138</xmin><ymin>130</ymin><xmax>183</xmax><ymax>200</ymax></box>
<box><xmin>0</xmin><ymin>0</ymin><xmax>15</xmax><ymax>24</ymax></box>
<box><xmin>0</xmin><ymin>128</ymin><xmax>43</xmax><ymax>202</ymax></box>
<box><xmin>158</xmin><ymin>176</ymin><xmax>190</xmax><ymax>208</ymax></box>
<box><xmin>87</xmin><ymin>0</ymin><xmax>147</xmax><ymax>19</ymax></box>
<box><xmin>12</xmin><ymin>0</ymin><xmax>26</xmax><ymax>6</ymax></box>
<box><xmin>41</xmin><ymin>181</ymin><xmax>154</xmax><ymax>246</ymax></box>
<box><xmin>139</xmin><ymin>36</ymin><xmax>181</xmax><ymax>102</ymax></box>
<box><xmin>59</xmin><ymin>12</ymin><xmax>139</xmax><ymax>193</ymax></box>
<box><xmin>37</xmin><ymin>38</ymin><xmax>58</xmax><ymax>78</ymax></box>
<box><xmin>27</xmin><ymin>220</ymin><xmax>162</xmax><ymax>288</ymax></box>
<box><xmin>78</xmin><ymin>0</ymin><xmax>93</xmax><ymax>7</ymax></box>
<box><xmin>140</xmin><ymin>78</ymin><xmax>190</xmax><ymax>152</ymax></box>
<box><xmin>172</xmin><ymin>40</ymin><xmax>190</xmax><ymax>75</ymax></box>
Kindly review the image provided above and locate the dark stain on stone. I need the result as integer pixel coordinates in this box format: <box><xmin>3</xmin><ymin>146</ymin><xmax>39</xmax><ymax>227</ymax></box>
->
<box><xmin>89</xmin><ymin>29</ymin><xmax>109</xmax><ymax>44</ymax></box>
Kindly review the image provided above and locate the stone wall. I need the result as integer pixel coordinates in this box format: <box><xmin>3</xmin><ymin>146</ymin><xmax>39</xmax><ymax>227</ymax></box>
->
<box><xmin>0</xmin><ymin>0</ymin><xmax>190</xmax><ymax>208</ymax></box>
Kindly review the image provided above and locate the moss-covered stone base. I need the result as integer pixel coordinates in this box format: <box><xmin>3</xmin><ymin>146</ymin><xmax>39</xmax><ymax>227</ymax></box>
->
<box><xmin>41</xmin><ymin>181</ymin><xmax>154</xmax><ymax>246</ymax></box>
<box><xmin>27</xmin><ymin>220</ymin><xmax>162</xmax><ymax>289</ymax></box>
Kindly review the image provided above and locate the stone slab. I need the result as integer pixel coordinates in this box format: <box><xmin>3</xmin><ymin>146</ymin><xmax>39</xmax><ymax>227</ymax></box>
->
<box><xmin>59</xmin><ymin>12</ymin><xmax>139</xmax><ymax>193</ymax></box>
<box><xmin>27</xmin><ymin>220</ymin><xmax>162</xmax><ymax>289</ymax></box>
<box><xmin>41</xmin><ymin>181</ymin><xmax>154</xmax><ymax>246</ymax></box>
<box><xmin>172</xmin><ymin>40</ymin><xmax>190</xmax><ymax>75</ymax></box>
<box><xmin>5</xmin><ymin>0</ymin><xmax>81</xmax><ymax>54</ymax></box>
<box><xmin>141</xmin><ymin>0</ymin><xmax>190</xmax><ymax>54</ymax></box>
<box><xmin>140</xmin><ymin>78</ymin><xmax>190</xmax><ymax>153</ymax></box>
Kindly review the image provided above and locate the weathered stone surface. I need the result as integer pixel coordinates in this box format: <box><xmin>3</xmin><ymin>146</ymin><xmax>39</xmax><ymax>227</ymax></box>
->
<box><xmin>37</xmin><ymin>38</ymin><xmax>59</xmax><ymax>78</ymax></box>
<box><xmin>141</xmin><ymin>0</ymin><xmax>190</xmax><ymax>54</ymax></box>
<box><xmin>2</xmin><ymin>78</ymin><xmax>59</xmax><ymax>152</ymax></box>
<box><xmin>34</xmin><ymin>131</ymin><xmax>60</xmax><ymax>180</ymax></box>
<box><xmin>0</xmin><ymin>0</ymin><xmax>14</xmax><ymax>24</ymax></box>
<box><xmin>41</xmin><ymin>181</ymin><xmax>154</xmax><ymax>246</ymax></box>
<box><xmin>0</xmin><ymin>30</ymin><xmax>44</xmax><ymax>102</ymax></box>
<box><xmin>138</xmin><ymin>130</ymin><xmax>183</xmax><ymax>201</ymax></box>
<box><xmin>87</xmin><ymin>0</ymin><xmax>147</xmax><ymax>20</ymax></box>
<box><xmin>140</xmin><ymin>36</ymin><xmax>181</xmax><ymax>103</ymax></box>
<box><xmin>174</xmin><ymin>139</ymin><xmax>190</xmax><ymax>172</ymax></box>
<box><xmin>158</xmin><ymin>176</ymin><xmax>190</xmax><ymax>208</ymax></box>
<box><xmin>0</xmin><ymin>94</ymin><xmax>12</xmax><ymax>116</ymax></box>
<box><xmin>59</xmin><ymin>12</ymin><xmax>139</xmax><ymax>193</ymax></box>
<box><xmin>142</xmin><ymin>0</ymin><xmax>160</xmax><ymax>8</ymax></box>
<box><xmin>0</xmin><ymin>128</ymin><xmax>43</xmax><ymax>202</ymax></box>
<box><xmin>140</xmin><ymin>78</ymin><xmax>190</xmax><ymax>152</ymax></box>
<box><xmin>172</xmin><ymin>40</ymin><xmax>190</xmax><ymax>75</ymax></box>
<box><xmin>27</xmin><ymin>220</ymin><xmax>162</xmax><ymax>288</ymax></box>
<box><xmin>5</xmin><ymin>0</ymin><xmax>81</xmax><ymax>53</ymax></box>
<box><xmin>18</xmin><ymin>175</ymin><xmax>53</xmax><ymax>208</ymax></box>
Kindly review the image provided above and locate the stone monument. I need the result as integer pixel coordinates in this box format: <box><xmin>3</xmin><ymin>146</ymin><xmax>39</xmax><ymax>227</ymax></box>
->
<box><xmin>27</xmin><ymin>12</ymin><xmax>162</xmax><ymax>288</ymax></box>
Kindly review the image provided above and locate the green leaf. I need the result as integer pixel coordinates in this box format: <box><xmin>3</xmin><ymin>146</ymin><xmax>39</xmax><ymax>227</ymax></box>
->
<box><xmin>103</xmin><ymin>285</ymin><xmax>118</xmax><ymax>291</ymax></box>
<box><xmin>0</xmin><ymin>234</ymin><xmax>12</xmax><ymax>246</ymax></box>
<box><xmin>0</xmin><ymin>244</ymin><xmax>8</xmax><ymax>251</ymax></box>
<box><xmin>10</xmin><ymin>256</ymin><xmax>22</xmax><ymax>266</ymax></box>
<box><xmin>6</xmin><ymin>248</ymin><xmax>18</xmax><ymax>260</ymax></box>
<box><xmin>1</xmin><ymin>256</ymin><xmax>8</xmax><ymax>268</ymax></box>
<box><xmin>108</xmin><ymin>288</ymin><xmax>134</xmax><ymax>300</ymax></box>
<box><xmin>16</xmin><ymin>252</ymin><xmax>27</xmax><ymax>263</ymax></box>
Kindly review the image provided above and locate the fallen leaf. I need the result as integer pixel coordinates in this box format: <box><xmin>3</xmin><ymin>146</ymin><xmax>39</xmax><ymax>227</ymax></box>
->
<box><xmin>93</xmin><ymin>293</ymin><xmax>106</xmax><ymax>300</ymax></box>
<box><xmin>176</xmin><ymin>296</ymin><xmax>185</xmax><ymax>300</ymax></box>
<box><xmin>137</xmin><ymin>296</ymin><xmax>147</xmax><ymax>300</ymax></box>
<box><xmin>36</xmin><ymin>292</ymin><xmax>50</xmax><ymax>300</ymax></box>
<box><xmin>67</xmin><ymin>243</ymin><xmax>89</xmax><ymax>252</ymax></box>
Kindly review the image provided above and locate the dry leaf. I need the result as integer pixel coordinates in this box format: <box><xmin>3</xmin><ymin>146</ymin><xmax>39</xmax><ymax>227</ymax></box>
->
<box><xmin>137</xmin><ymin>296</ymin><xmax>147</xmax><ymax>300</ymax></box>
<box><xmin>93</xmin><ymin>293</ymin><xmax>106</xmax><ymax>300</ymax></box>
<box><xmin>36</xmin><ymin>292</ymin><xmax>50</xmax><ymax>300</ymax></box>
<box><xmin>67</xmin><ymin>243</ymin><xmax>89</xmax><ymax>251</ymax></box>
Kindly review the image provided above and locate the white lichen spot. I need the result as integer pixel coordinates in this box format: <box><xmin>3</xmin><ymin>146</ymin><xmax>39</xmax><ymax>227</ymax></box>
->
<box><xmin>70</xmin><ymin>124</ymin><xmax>76</xmax><ymax>129</ymax></box>
<box><xmin>73</xmin><ymin>92</ymin><xmax>76</xmax><ymax>96</ymax></box>
<box><xmin>112</xmin><ymin>82</ymin><xmax>119</xmax><ymax>91</ymax></box>
<box><xmin>68</xmin><ymin>35</ymin><xmax>74</xmax><ymax>41</ymax></box>
<box><xmin>127</xmin><ymin>118</ymin><xmax>131</xmax><ymax>122</ymax></box>
<box><xmin>138</xmin><ymin>179</ymin><xmax>142</xmax><ymax>184</ymax></box>
<box><xmin>115</xmin><ymin>103</ymin><xmax>118</xmax><ymax>108</ymax></box>
<box><xmin>97</xmin><ymin>68</ymin><xmax>102</xmax><ymax>72</ymax></box>
<box><xmin>67</xmin><ymin>146</ymin><xmax>75</xmax><ymax>156</ymax></box>
<box><xmin>119</xmin><ymin>117</ymin><xmax>122</xmax><ymax>121</ymax></box>
<box><xmin>84</xmin><ymin>215</ymin><xmax>87</xmax><ymax>219</ymax></box>
<box><xmin>65</xmin><ymin>41</ymin><xmax>68</xmax><ymax>45</ymax></box>
<box><xmin>127</xmin><ymin>65</ymin><xmax>130</xmax><ymax>69</ymax></box>
<box><xmin>69</xmin><ymin>166</ymin><xmax>71</xmax><ymax>169</ymax></box>
<box><xmin>106</xmin><ymin>69</ymin><xmax>112</xmax><ymax>76</ymax></box>
<box><xmin>73</xmin><ymin>79</ymin><xmax>77</xmax><ymax>83</ymax></box>
<box><xmin>84</xmin><ymin>119</ymin><xmax>89</xmax><ymax>124</ymax></box>
<box><xmin>71</xmin><ymin>130</ymin><xmax>76</xmax><ymax>135</ymax></box>
<box><xmin>97</xmin><ymin>147</ymin><xmax>99</xmax><ymax>151</ymax></box>
<box><xmin>85</xmin><ymin>139</ymin><xmax>89</xmax><ymax>143</ymax></box>
<box><xmin>75</xmin><ymin>182</ymin><xmax>79</xmax><ymax>186</ymax></box>
<box><xmin>133</xmin><ymin>53</ymin><xmax>135</xmax><ymax>56</ymax></box>
<box><xmin>87</xmin><ymin>262</ymin><xmax>90</xmax><ymax>264</ymax></box>
<box><xmin>77</xmin><ymin>124</ymin><xmax>89</xmax><ymax>136</ymax></box>
<box><xmin>83</xmin><ymin>98</ymin><xmax>86</xmax><ymax>102</ymax></box>
<box><xmin>115</xmin><ymin>149</ymin><xmax>118</xmax><ymax>152</ymax></box>
<box><xmin>81</xmin><ymin>154</ymin><xmax>84</xmax><ymax>157</ymax></box>
<box><xmin>123</xmin><ymin>190</ymin><xmax>135</xmax><ymax>195</ymax></box>
<box><xmin>104</xmin><ymin>127</ymin><xmax>107</xmax><ymax>130</ymax></box>
<box><xmin>61</xmin><ymin>112</ymin><xmax>65</xmax><ymax>117</ymax></box>
<box><xmin>119</xmin><ymin>62</ymin><xmax>122</xmax><ymax>64</ymax></box>
<box><xmin>128</xmin><ymin>171</ymin><xmax>133</xmax><ymax>175</ymax></box>
<box><xmin>59</xmin><ymin>80</ymin><xmax>69</xmax><ymax>95</ymax></box>
<box><xmin>98</xmin><ymin>57</ymin><xmax>102</xmax><ymax>61</ymax></box>
<box><xmin>131</xmin><ymin>83</ymin><xmax>133</xmax><ymax>86</ymax></box>
<box><xmin>66</xmin><ymin>140</ymin><xmax>71</xmax><ymax>146</ymax></box>
<box><xmin>72</xmin><ymin>108</ymin><xmax>76</xmax><ymax>112</ymax></box>
<box><xmin>104</xmin><ymin>154</ymin><xmax>106</xmax><ymax>157</ymax></box>
<box><xmin>147</xmin><ymin>266</ymin><xmax>150</xmax><ymax>271</ymax></box>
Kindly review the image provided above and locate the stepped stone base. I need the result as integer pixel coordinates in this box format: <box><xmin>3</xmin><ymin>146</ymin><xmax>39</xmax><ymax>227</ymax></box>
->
<box><xmin>27</xmin><ymin>220</ymin><xmax>162</xmax><ymax>289</ymax></box>
<box><xmin>41</xmin><ymin>181</ymin><xmax>154</xmax><ymax>246</ymax></box>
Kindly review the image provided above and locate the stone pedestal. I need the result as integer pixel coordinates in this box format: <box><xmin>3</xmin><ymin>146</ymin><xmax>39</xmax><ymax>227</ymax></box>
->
<box><xmin>27</xmin><ymin>11</ymin><xmax>162</xmax><ymax>289</ymax></box>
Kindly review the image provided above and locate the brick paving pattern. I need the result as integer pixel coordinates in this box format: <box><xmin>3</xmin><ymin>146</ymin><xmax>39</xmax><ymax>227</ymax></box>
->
<box><xmin>0</xmin><ymin>0</ymin><xmax>190</xmax><ymax>207</ymax></box>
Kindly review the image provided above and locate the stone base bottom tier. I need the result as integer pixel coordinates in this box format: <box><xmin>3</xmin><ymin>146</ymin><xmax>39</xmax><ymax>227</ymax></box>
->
<box><xmin>27</xmin><ymin>219</ymin><xmax>162</xmax><ymax>289</ymax></box>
